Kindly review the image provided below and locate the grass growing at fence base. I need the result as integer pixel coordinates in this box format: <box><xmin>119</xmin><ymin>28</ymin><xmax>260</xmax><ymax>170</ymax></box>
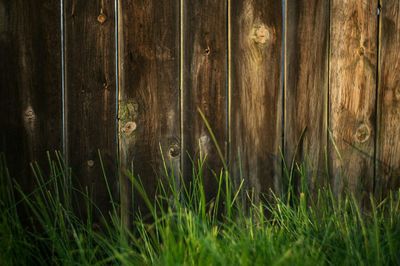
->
<box><xmin>0</xmin><ymin>152</ymin><xmax>400</xmax><ymax>265</ymax></box>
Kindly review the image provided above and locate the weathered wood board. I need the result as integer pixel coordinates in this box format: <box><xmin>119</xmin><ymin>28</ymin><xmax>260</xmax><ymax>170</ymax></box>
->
<box><xmin>0</xmin><ymin>0</ymin><xmax>62</xmax><ymax>191</ymax></box>
<box><xmin>230</xmin><ymin>0</ymin><xmax>283</xmax><ymax>199</ymax></box>
<box><xmin>329</xmin><ymin>0</ymin><xmax>378</xmax><ymax>199</ymax></box>
<box><xmin>377</xmin><ymin>0</ymin><xmax>400</xmax><ymax>198</ymax></box>
<box><xmin>182</xmin><ymin>0</ymin><xmax>227</xmax><ymax>199</ymax></box>
<box><xmin>284</xmin><ymin>0</ymin><xmax>329</xmax><ymax>193</ymax></box>
<box><xmin>64</xmin><ymin>1</ymin><xmax>117</xmax><ymax>220</ymax></box>
<box><xmin>118</xmin><ymin>0</ymin><xmax>180</xmax><ymax>223</ymax></box>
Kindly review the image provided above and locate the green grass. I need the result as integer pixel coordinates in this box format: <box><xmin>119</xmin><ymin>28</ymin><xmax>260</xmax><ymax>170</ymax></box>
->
<box><xmin>0</xmin><ymin>150</ymin><xmax>400</xmax><ymax>266</ymax></box>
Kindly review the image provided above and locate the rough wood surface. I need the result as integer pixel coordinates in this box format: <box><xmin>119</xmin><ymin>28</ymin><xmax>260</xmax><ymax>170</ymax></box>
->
<box><xmin>5</xmin><ymin>0</ymin><xmax>400</xmax><ymax>211</ymax></box>
<box><xmin>65</xmin><ymin>1</ymin><xmax>117</xmax><ymax>220</ymax></box>
<box><xmin>182</xmin><ymin>0</ymin><xmax>227</xmax><ymax>199</ymax></box>
<box><xmin>118</xmin><ymin>0</ymin><xmax>180</xmax><ymax>223</ymax></box>
<box><xmin>230</xmin><ymin>0</ymin><xmax>283</xmax><ymax>199</ymax></box>
<box><xmin>0</xmin><ymin>0</ymin><xmax>62</xmax><ymax>190</ymax></box>
<box><xmin>329</xmin><ymin>0</ymin><xmax>378</xmax><ymax>198</ymax></box>
<box><xmin>377</xmin><ymin>0</ymin><xmax>400</xmax><ymax>197</ymax></box>
<box><xmin>284</xmin><ymin>0</ymin><xmax>329</xmax><ymax>193</ymax></box>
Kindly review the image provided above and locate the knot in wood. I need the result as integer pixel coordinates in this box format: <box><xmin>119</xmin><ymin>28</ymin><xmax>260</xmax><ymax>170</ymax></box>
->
<box><xmin>199</xmin><ymin>135</ymin><xmax>210</xmax><ymax>145</ymax></box>
<box><xmin>168</xmin><ymin>144</ymin><xmax>180</xmax><ymax>158</ymax></box>
<box><xmin>122</xmin><ymin>121</ymin><xmax>137</xmax><ymax>136</ymax></box>
<box><xmin>354</xmin><ymin>124</ymin><xmax>371</xmax><ymax>143</ymax></box>
<box><xmin>204</xmin><ymin>46</ymin><xmax>211</xmax><ymax>55</ymax></box>
<box><xmin>251</xmin><ymin>24</ymin><xmax>270</xmax><ymax>45</ymax></box>
<box><xmin>24</xmin><ymin>107</ymin><xmax>36</xmax><ymax>121</ymax></box>
<box><xmin>358</xmin><ymin>47</ymin><xmax>365</xmax><ymax>56</ymax></box>
<box><xmin>97</xmin><ymin>13</ymin><xmax>107</xmax><ymax>24</ymax></box>
<box><xmin>87</xmin><ymin>160</ymin><xmax>95</xmax><ymax>167</ymax></box>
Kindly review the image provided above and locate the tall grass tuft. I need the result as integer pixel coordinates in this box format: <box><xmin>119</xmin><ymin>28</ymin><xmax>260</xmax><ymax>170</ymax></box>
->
<box><xmin>0</xmin><ymin>150</ymin><xmax>400</xmax><ymax>265</ymax></box>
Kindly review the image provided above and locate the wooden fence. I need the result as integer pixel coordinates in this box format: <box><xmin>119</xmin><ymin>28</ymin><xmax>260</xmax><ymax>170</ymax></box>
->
<box><xmin>1</xmin><ymin>0</ymin><xmax>399</xmax><ymax>216</ymax></box>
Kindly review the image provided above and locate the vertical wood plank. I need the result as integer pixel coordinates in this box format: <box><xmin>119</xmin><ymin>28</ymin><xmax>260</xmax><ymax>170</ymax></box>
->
<box><xmin>118</xmin><ymin>0</ymin><xmax>180</xmax><ymax>222</ymax></box>
<box><xmin>230</xmin><ymin>0</ymin><xmax>283</xmax><ymax>199</ymax></box>
<box><xmin>377</xmin><ymin>0</ymin><xmax>400</xmax><ymax>197</ymax></box>
<box><xmin>284</xmin><ymin>0</ymin><xmax>329</xmax><ymax>193</ymax></box>
<box><xmin>0</xmin><ymin>1</ymin><xmax>62</xmax><ymax>191</ymax></box>
<box><xmin>65</xmin><ymin>1</ymin><xmax>117</xmax><ymax>220</ymax></box>
<box><xmin>182</xmin><ymin>0</ymin><xmax>227</xmax><ymax>199</ymax></box>
<box><xmin>329</xmin><ymin>0</ymin><xmax>378</xmax><ymax>198</ymax></box>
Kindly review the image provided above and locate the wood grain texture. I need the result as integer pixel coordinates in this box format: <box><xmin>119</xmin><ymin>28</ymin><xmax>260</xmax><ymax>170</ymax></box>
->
<box><xmin>284</xmin><ymin>0</ymin><xmax>329</xmax><ymax>193</ymax></box>
<box><xmin>118</xmin><ymin>0</ymin><xmax>180</xmax><ymax>222</ymax></box>
<box><xmin>65</xmin><ymin>1</ymin><xmax>117</xmax><ymax>220</ymax></box>
<box><xmin>182</xmin><ymin>0</ymin><xmax>227</xmax><ymax>199</ymax></box>
<box><xmin>0</xmin><ymin>0</ymin><xmax>62</xmax><ymax>191</ymax></box>
<box><xmin>377</xmin><ymin>0</ymin><xmax>400</xmax><ymax>197</ymax></box>
<box><xmin>329</xmin><ymin>0</ymin><xmax>378</xmax><ymax>198</ymax></box>
<box><xmin>230</xmin><ymin>0</ymin><xmax>283</xmax><ymax>199</ymax></box>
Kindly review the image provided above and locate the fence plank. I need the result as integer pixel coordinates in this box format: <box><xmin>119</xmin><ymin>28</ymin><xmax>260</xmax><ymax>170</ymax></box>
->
<box><xmin>0</xmin><ymin>1</ymin><xmax>62</xmax><ymax>191</ymax></box>
<box><xmin>284</xmin><ymin>0</ymin><xmax>329</xmax><ymax>193</ymax></box>
<box><xmin>182</xmin><ymin>0</ymin><xmax>227</xmax><ymax>199</ymax></box>
<box><xmin>64</xmin><ymin>1</ymin><xmax>117</xmax><ymax>220</ymax></box>
<box><xmin>329</xmin><ymin>0</ymin><xmax>377</xmax><ymax>198</ymax></box>
<box><xmin>377</xmin><ymin>1</ymin><xmax>400</xmax><ymax>198</ymax></box>
<box><xmin>118</xmin><ymin>0</ymin><xmax>180</xmax><ymax>223</ymax></box>
<box><xmin>230</xmin><ymin>0</ymin><xmax>283</xmax><ymax>199</ymax></box>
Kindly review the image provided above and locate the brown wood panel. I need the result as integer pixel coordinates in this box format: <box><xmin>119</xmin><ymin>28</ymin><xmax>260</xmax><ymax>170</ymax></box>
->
<box><xmin>377</xmin><ymin>0</ymin><xmax>400</xmax><ymax>198</ymax></box>
<box><xmin>182</xmin><ymin>0</ymin><xmax>227</xmax><ymax>199</ymax></box>
<box><xmin>118</xmin><ymin>0</ymin><xmax>180</xmax><ymax>223</ymax></box>
<box><xmin>329</xmin><ymin>0</ymin><xmax>378</xmax><ymax>199</ymax></box>
<box><xmin>284</xmin><ymin>0</ymin><xmax>329</xmax><ymax>193</ymax></box>
<box><xmin>230</xmin><ymin>0</ymin><xmax>283</xmax><ymax>200</ymax></box>
<box><xmin>0</xmin><ymin>1</ymin><xmax>62</xmax><ymax>191</ymax></box>
<box><xmin>64</xmin><ymin>1</ymin><xmax>117</xmax><ymax>220</ymax></box>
